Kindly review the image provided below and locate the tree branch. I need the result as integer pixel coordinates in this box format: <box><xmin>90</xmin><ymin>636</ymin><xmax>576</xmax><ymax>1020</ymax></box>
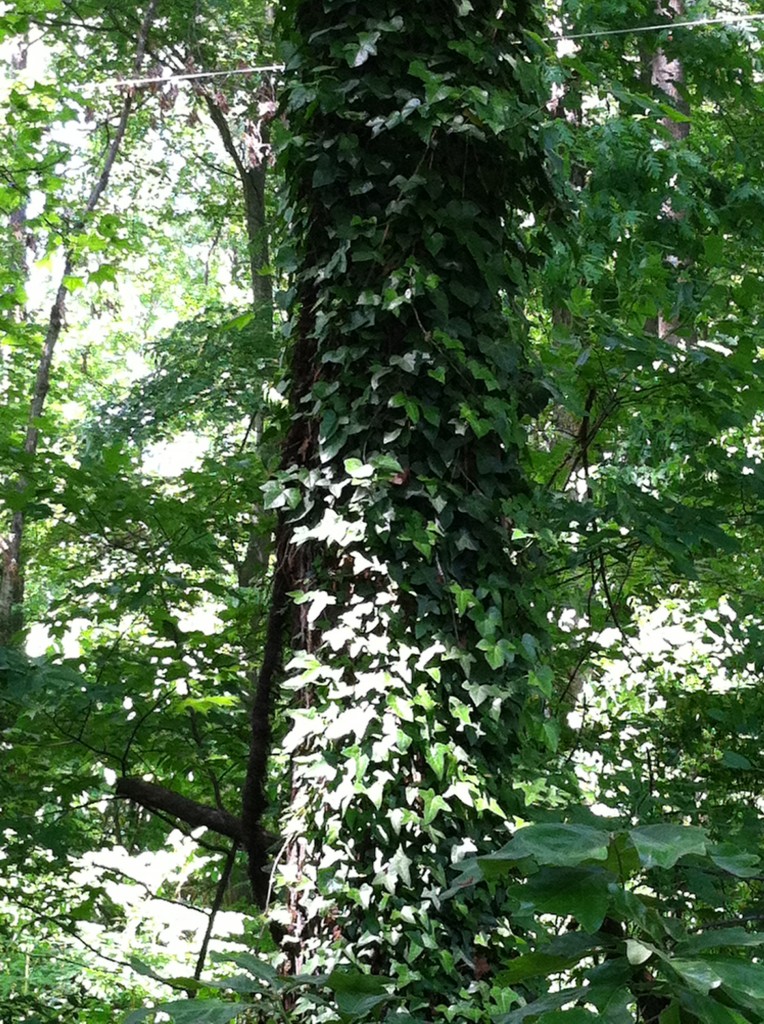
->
<box><xmin>115</xmin><ymin>776</ymin><xmax>244</xmax><ymax>842</ymax></box>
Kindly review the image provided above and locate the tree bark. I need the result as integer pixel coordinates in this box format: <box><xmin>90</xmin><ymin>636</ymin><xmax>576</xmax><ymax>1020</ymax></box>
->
<box><xmin>204</xmin><ymin>96</ymin><xmax>272</xmax><ymax>311</ymax></box>
<box><xmin>116</xmin><ymin>776</ymin><xmax>245</xmax><ymax>842</ymax></box>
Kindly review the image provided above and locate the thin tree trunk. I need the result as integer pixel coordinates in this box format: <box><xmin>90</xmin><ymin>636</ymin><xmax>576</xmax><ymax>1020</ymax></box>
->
<box><xmin>0</xmin><ymin>1</ymin><xmax>158</xmax><ymax>646</ymax></box>
<box><xmin>204</xmin><ymin>96</ymin><xmax>272</xmax><ymax>311</ymax></box>
<box><xmin>651</xmin><ymin>0</ymin><xmax>693</xmax><ymax>345</ymax></box>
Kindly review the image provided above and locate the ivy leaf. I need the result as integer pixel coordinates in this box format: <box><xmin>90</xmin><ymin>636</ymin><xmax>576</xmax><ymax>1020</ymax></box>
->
<box><xmin>347</xmin><ymin>31</ymin><xmax>380</xmax><ymax>67</ymax></box>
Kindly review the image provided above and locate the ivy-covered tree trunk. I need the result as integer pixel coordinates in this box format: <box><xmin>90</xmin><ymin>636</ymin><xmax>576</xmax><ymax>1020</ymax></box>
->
<box><xmin>245</xmin><ymin>0</ymin><xmax>554</xmax><ymax>1008</ymax></box>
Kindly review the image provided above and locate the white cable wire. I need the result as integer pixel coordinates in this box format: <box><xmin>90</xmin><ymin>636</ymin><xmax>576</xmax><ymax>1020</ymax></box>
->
<box><xmin>81</xmin><ymin>64</ymin><xmax>284</xmax><ymax>95</ymax></box>
<box><xmin>32</xmin><ymin>11</ymin><xmax>764</xmax><ymax>95</ymax></box>
<box><xmin>550</xmin><ymin>10</ymin><xmax>764</xmax><ymax>42</ymax></box>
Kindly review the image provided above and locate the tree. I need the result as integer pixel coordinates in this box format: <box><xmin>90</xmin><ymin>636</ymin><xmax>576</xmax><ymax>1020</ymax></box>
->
<box><xmin>3</xmin><ymin>0</ymin><xmax>764</xmax><ymax>1021</ymax></box>
<box><xmin>258</xmin><ymin>0</ymin><xmax>555</xmax><ymax>991</ymax></box>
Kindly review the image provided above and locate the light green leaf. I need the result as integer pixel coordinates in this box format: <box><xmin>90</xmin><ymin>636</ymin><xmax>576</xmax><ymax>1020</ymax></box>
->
<box><xmin>493</xmin><ymin>823</ymin><xmax>610</xmax><ymax>868</ymax></box>
<box><xmin>625</xmin><ymin>939</ymin><xmax>654</xmax><ymax>966</ymax></box>
<box><xmin>629</xmin><ymin>825</ymin><xmax>707</xmax><ymax>869</ymax></box>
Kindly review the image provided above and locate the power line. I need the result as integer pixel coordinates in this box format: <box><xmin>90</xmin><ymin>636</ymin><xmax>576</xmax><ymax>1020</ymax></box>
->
<box><xmin>81</xmin><ymin>64</ymin><xmax>283</xmax><ymax>95</ymax></box>
<box><xmin>549</xmin><ymin>10</ymin><xmax>764</xmax><ymax>42</ymax></box>
<box><xmin>18</xmin><ymin>11</ymin><xmax>764</xmax><ymax>95</ymax></box>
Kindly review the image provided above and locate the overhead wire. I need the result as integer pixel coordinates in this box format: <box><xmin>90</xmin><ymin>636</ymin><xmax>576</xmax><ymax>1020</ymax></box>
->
<box><xmin>549</xmin><ymin>9</ymin><xmax>764</xmax><ymax>41</ymax></box>
<box><xmin>12</xmin><ymin>10</ymin><xmax>764</xmax><ymax>95</ymax></box>
<box><xmin>80</xmin><ymin>64</ymin><xmax>284</xmax><ymax>95</ymax></box>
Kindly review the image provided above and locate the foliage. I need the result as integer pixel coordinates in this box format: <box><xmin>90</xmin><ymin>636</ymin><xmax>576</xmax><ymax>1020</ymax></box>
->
<box><xmin>451</xmin><ymin>820</ymin><xmax>764</xmax><ymax>1023</ymax></box>
<box><xmin>1</xmin><ymin>0</ymin><xmax>764</xmax><ymax>1022</ymax></box>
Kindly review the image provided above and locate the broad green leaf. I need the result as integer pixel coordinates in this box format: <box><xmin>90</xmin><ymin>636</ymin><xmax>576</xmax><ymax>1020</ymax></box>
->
<box><xmin>711</xmin><ymin>960</ymin><xmax>764</xmax><ymax>1001</ymax></box>
<box><xmin>209</xmin><ymin>952</ymin><xmax>277</xmax><ymax>983</ymax></box>
<box><xmin>492</xmin><ymin>823</ymin><xmax>610</xmax><ymax>868</ymax></box>
<box><xmin>711</xmin><ymin>832</ymin><xmax>759</xmax><ymax>871</ymax></box>
<box><xmin>677</xmin><ymin>929</ymin><xmax>764</xmax><ymax>955</ymax></box>
<box><xmin>537</xmin><ymin>1012</ymin><xmax>597</xmax><ymax>1024</ymax></box>
<box><xmin>327</xmin><ymin>972</ymin><xmax>389</xmax><ymax>1019</ymax></box>
<box><xmin>125</xmin><ymin>1001</ymin><xmax>245</xmax><ymax>1023</ymax></box>
<box><xmin>522</xmin><ymin>867</ymin><xmax>611</xmax><ymax>932</ymax></box>
<box><xmin>498</xmin><ymin>951</ymin><xmax>585</xmax><ymax>985</ymax></box>
<box><xmin>500</xmin><ymin>990</ymin><xmax>578</xmax><ymax>1024</ymax></box>
<box><xmin>679</xmin><ymin>991</ymin><xmax>753</xmax><ymax>1024</ymax></box>
<box><xmin>629</xmin><ymin>825</ymin><xmax>707</xmax><ymax>869</ymax></box>
<box><xmin>670</xmin><ymin>960</ymin><xmax>723</xmax><ymax>995</ymax></box>
<box><xmin>721</xmin><ymin>751</ymin><xmax>752</xmax><ymax>770</ymax></box>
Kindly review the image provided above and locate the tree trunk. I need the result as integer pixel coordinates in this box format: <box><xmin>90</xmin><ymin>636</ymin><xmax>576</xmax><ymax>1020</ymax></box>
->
<box><xmin>244</xmin><ymin>0</ymin><xmax>553</xmax><ymax>1003</ymax></box>
<box><xmin>0</xmin><ymin>1</ymin><xmax>158</xmax><ymax>647</ymax></box>
<box><xmin>651</xmin><ymin>0</ymin><xmax>693</xmax><ymax>345</ymax></box>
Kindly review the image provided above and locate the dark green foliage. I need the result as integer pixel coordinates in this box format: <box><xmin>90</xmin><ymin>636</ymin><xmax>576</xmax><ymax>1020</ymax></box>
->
<box><xmin>258</xmin><ymin>0</ymin><xmax>568</xmax><ymax>1013</ymax></box>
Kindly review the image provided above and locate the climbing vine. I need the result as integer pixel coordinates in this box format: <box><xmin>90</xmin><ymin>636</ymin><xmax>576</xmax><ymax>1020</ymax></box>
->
<box><xmin>247</xmin><ymin>0</ymin><xmax>559</xmax><ymax>1010</ymax></box>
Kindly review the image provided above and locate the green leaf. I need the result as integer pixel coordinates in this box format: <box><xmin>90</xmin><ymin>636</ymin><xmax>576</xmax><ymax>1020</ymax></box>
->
<box><xmin>711</xmin><ymin>960</ymin><xmax>764</xmax><ymax>1002</ymax></box>
<box><xmin>677</xmin><ymin>929</ymin><xmax>764</xmax><ymax>955</ymax></box>
<box><xmin>669</xmin><ymin>960</ymin><xmax>723</xmax><ymax>995</ymax></box>
<box><xmin>498</xmin><ymin>951</ymin><xmax>585</xmax><ymax>985</ymax></box>
<box><xmin>629</xmin><ymin>825</ymin><xmax>707</xmax><ymax>869</ymax></box>
<box><xmin>709</xmin><ymin>843</ymin><xmax>761</xmax><ymax>878</ymax></box>
<box><xmin>679</xmin><ymin>991</ymin><xmax>752</xmax><ymax>1024</ymax></box>
<box><xmin>209</xmin><ymin>952</ymin><xmax>277</xmax><ymax>983</ymax></box>
<box><xmin>490</xmin><ymin>823</ymin><xmax>610</xmax><ymax>868</ymax></box>
<box><xmin>703</xmin><ymin>235</ymin><xmax>724</xmax><ymax>266</ymax></box>
<box><xmin>537</xmin><ymin>1012</ymin><xmax>598</xmax><ymax>1024</ymax></box>
<box><xmin>500</xmin><ymin>990</ymin><xmax>578</xmax><ymax>1024</ymax></box>
<box><xmin>347</xmin><ymin>31</ymin><xmax>380</xmax><ymax>67</ymax></box>
<box><xmin>89</xmin><ymin>263</ymin><xmax>119</xmax><ymax>286</ymax></box>
<box><xmin>720</xmin><ymin>751</ymin><xmax>752</xmax><ymax>770</ymax></box>
<box><xmin>125</xmin><ymin>1001</ymin><xmax>245</xmax><ymax>1024</ymax></box>
<box><xmin>327</xmin><ymin>972</ymin><xmax>389</xmax><ymax>1019</ymax></box>
<box><xmin>522</xmin><ymin>867</ymin><xmax>611</xmax><ymax>932</ymax></box>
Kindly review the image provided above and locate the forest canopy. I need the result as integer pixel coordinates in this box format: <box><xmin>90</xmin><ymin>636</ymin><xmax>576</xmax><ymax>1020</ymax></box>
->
<box><xmin>1</xmin><ymin>1</ymin><xmax>764</xmax><ymax>1022</ymax></box>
